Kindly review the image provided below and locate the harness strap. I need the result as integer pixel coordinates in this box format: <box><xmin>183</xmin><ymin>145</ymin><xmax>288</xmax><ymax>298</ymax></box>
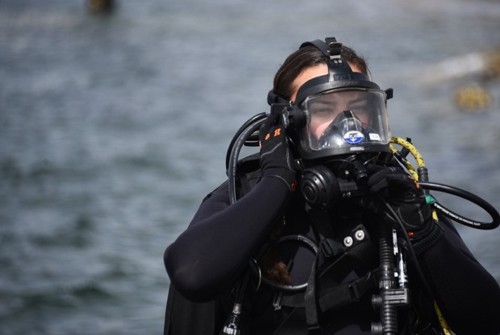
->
<box><xmin>278</xmin><ymin>252</ymin><xmax>377</xmax><ymax>310</ymax></box>
<box><xmin>318</xmin><ymin>270</ymin><xmax>377</xmax><ymax>313</ymax></box>
<box><xmin>305</xmin><ymin>258</ymin><xmax>321</xmax><ymax>334</ymax></box>
<box><xmin>279</xmin><ymin>292</ymin><xmax>306</xmax><ymax>308</ymax></box>
<box><xmin>303</xmin><ymin>207</ymin><xmax>378</xmax><ymax>333</ymax></box>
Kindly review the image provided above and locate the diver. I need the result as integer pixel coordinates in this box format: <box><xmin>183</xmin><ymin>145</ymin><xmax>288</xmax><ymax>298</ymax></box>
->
<box><xmin>163</xmin><ymin>37</ymin><xmax>500</xmax><ymax>334</ymax></box>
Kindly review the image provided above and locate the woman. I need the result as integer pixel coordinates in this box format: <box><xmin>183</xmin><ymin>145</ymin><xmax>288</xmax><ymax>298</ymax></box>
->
<box><xmin>164</xmin><ymin>37</ymin><xmax>500</xmax><ymax>334</ymax></box>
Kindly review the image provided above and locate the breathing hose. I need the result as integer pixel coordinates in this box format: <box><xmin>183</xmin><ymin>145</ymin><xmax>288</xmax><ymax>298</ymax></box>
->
<box><xmin>420</xmin><ymin>181</ymin><xmax>499</xmax><ymax>229</ymax></box>
<box><xmin>390</xmin><ymin>137</ymin><xmax>500</xmax><ymax>230</ymax></box>
<box><xmin>227</xmin><ymin>113</ymin><xmax>267</xmax><ymax>204</ymax></box>
<box><xmin>225</xmin><ymin>112</ymin><xmax>266</xmax><ymax>175</ymax></box>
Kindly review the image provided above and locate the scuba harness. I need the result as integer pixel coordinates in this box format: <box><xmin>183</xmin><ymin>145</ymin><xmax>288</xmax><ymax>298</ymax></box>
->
<box><xmin>222</xmin><ymin>38</ymin><xmax>499</xmax><ymax>335</ymax></box>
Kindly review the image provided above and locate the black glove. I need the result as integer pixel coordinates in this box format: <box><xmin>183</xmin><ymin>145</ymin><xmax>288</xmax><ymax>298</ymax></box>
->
<box><xmin>259</xmin><ymin>112</ymin><xmax>297</xmax><ymax>191</ymax></box>
<box><xmin>363</xmin><ymin>166</ymin><xmax>442</xmax><ymax>253</ymax></box>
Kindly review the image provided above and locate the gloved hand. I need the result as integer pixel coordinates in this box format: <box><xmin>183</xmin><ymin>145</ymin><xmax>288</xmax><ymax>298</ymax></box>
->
<box><xmin>362</xmin><ymin>166</ymin><xmax>442</xmax><ymax>251</ymax></box>
<box><xmin>259</xmin><ymin>112</ymin><xmax>297</xmax><ymax>191</ymax></box>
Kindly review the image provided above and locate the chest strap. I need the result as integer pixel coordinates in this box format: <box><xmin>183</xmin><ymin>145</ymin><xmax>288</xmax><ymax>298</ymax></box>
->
<box><xmin>304</xmin><ymin>251</ymin><xmax>378</xmax><ymax>333</ymax></box>
<box><xmin>302</xmin><ymin>208</ymin><xmax>378</xmax><ymax>333</ymax></box>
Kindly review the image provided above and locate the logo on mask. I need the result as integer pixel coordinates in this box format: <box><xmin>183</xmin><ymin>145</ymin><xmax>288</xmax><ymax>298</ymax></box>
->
<box><xmin>343</xmin><ymin>130</ymin><xmax>365</xmax><ymax>144</ymax></box>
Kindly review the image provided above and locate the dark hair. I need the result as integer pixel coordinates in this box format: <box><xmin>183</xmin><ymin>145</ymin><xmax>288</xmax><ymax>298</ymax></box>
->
<box><xmin>273</xmin><ymin>45</ymin><xmax>369</xmax><ymax>101</ymax></box>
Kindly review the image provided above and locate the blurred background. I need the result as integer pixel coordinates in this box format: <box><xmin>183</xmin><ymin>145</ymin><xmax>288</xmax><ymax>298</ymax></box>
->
<box><xmin>1</xmin><ymin>0</ymin><xmax>499</xmax><ymax>334</ymax></box>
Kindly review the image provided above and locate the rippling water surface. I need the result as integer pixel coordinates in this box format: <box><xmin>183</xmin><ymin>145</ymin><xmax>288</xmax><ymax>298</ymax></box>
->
<box><xmin>1</xmin><ymin>0</ymin><xmax>499</xmax><ymax>333</ymax></box>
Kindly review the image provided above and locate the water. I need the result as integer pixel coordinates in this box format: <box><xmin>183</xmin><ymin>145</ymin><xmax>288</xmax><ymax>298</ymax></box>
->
<box><xmin>1</xmin><ymin>0</ymin><xmax>499</xmax><ymax>334</ymax></box>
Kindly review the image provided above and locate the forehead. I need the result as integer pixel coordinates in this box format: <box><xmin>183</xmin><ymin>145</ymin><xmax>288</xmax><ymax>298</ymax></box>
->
<box><xmin>291</xmin><ymin>63</ymin><xmax>364</xmax><ymax>102</ymax></box>
<box><xmin>291</xmin><ymin>64</ymin><xmax>328</xmax><ymax>102</ymax></box>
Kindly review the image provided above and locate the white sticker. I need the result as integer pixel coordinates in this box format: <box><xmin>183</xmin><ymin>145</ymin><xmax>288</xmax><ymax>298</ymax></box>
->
<box><xmin>343</xmin><ymin>131</ymin><xmax>365</xmax><ymax>144</ymax></box>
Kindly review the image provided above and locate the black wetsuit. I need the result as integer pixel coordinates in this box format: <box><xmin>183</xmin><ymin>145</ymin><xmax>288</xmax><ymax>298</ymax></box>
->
<box><xmin>164</xmin><ymin>161</ymin><xmax>500</xmax><ymax>334</ymax></box>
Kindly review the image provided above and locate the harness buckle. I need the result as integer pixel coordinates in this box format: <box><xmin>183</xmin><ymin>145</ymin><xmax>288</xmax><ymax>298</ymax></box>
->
<box><xmin>319</xmin><ymin>238</ymin><xmax>344</xmax><ymax>258</ymax></box>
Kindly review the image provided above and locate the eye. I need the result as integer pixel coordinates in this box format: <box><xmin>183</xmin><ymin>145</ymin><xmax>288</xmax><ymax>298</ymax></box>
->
<box><xmin>315</xmin><ymin>107</ymin><xmax>334</xmax><ymax>115</ymax></box>
<box><xmin>311</xmin><ymin>101</ymin><xmax>337</xmax><ymax>113</ymax></box>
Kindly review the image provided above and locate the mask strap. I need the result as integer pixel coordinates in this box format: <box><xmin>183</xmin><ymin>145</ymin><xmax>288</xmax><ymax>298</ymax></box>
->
<box><xmin>300</xmin><ymin>37</ymin><xmax>354</xmax><ymax>82</ymax></box>
<box><xmin>267</xmin><ymin>89</ymin><xmax>290</xmax><ymax>105</ymax></box>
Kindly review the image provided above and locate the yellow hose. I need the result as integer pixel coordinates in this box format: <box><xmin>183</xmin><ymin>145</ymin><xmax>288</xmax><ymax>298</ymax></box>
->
<box><xmin>434</xmin><ymin>301</ymin><xmax>453</xmax><ymax>335</ymax></box>
<box><xmin>389</xmin><ymin>137</ymin><xmax>426</xmax><ymax>181</ymax></box>
<box><xmin>390</xmin><ymin>137</ymin><xmax>451</xmax><ymax>334</ymax></box>
<box><xmin>390</xmin><ymin>137</ymin><xmax>426</xmax><ymax>169</ymax></box>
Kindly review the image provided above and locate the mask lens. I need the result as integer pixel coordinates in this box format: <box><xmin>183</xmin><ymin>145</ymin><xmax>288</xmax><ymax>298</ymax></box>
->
<box><xmin>299</xmin><ymin>88</ymin><xmax>390</xmax><ymax>156</ymax></box>
<box><xmin>305</xmin><ymin>89</ymin><xmax>372</xmax><ymax>131</ymax></box>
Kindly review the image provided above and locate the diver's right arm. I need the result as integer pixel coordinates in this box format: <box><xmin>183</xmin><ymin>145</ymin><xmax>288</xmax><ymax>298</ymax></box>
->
<box><xmin>164</xmin><ymin>175</ymin><xmax>292</xmax><ymax>302</ymax></box>
<box><xmin>165</xmin><ymin>113</ymin><xmax>296</xmax><ymax>302</ymax></box>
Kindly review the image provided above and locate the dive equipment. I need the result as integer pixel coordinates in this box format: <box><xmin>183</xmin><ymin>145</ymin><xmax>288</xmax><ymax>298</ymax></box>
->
<box><xmin>251</xmin><ymin>234</ymin><xmax>319</xmax><ymax>292</ymax></box>
<box><xmin>390</xmin><ymin>137</ymin><xmax>499</xmax><ymax>230</ymax></box>
<box><xmin>371</xmin><ymin>225</ymin><xmax>409</xmax><ymax>335</ymax></box>
<box><xmin>225</xmin><ymin>108</ymin><xmax>500</xmax><ymax>272</ymax></box>
<box><xmin>295</xmin><ymin>38</ymin><xmax>381</xmax><ymax>105</ymax></box>
<box><xmin>224</xmin><ymin>110</ymin><xmax>499</xmax><ymax>334</ymax></box>
<box><xmin>297</xmin><ymin>88</ymin><xmax>392</xmax><ymax>158</ymax></box>
<box><xmin>223</xmin><ymin>36</ymin><xmax>500</xmax><ymax>334</ymax></box>
<box><xmin>280</xmin><ymin>37</ymin><xmax>393</xmax><ymax>161</ymax></box>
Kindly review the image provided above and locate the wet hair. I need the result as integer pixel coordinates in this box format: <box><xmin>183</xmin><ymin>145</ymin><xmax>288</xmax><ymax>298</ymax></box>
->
<box><xmin>273</xmin><ymin>45</ymin><xmax>369</xmax><ymax>102</ymax></box>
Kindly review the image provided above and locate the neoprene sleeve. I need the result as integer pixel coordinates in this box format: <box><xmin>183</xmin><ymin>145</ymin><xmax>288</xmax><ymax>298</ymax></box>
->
<box><xmin>419</xmin><ymin>220</ymin><xmax>500</xmax><ymax>334</ymax></box>
<box><xmin>165</xmin><ymin>176</ymin><xmax>292</xmax><ymax>302</ymax></box>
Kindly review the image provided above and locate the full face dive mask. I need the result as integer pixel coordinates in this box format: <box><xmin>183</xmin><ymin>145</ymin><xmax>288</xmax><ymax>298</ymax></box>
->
<box><xmin>279</xmin><ymin>37</ymin><xmax>393</xmax><ymax>161</ymax></box>
<box><xmin>272</xmin><ymin>37</ymin><xmax>394</xmax><ymax>209</ymax></box>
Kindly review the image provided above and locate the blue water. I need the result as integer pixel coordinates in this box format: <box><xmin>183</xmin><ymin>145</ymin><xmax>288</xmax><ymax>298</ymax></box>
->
<box><xmin>1</xmin><ymin>0</ymin><xmax>499</xmax><ymax>334</ymax></box>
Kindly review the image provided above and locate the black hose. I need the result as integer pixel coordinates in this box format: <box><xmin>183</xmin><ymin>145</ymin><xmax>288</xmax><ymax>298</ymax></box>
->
<box><xmin>419</xmin><ymin>181</ymin><xmax>500</xmax><ymax>230</ymax></box>
<box><xmin>250</xmin><ymin>234</ymin><xmax>318</xmax><ymax>292</ymax></box>
<box><xmin>227</xmin><ymin>115</ymin><xmax>266</xmax><ymax>204</ymax></box>
<box><xmin>221</xmin><ymin>113</ymin><xmax>268</xmax><ymax>335</ymax></box>
<box><xmin>225</xmin><ymin>112</ymin><xmax>267</xmax><ymax>173</ymax></box>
